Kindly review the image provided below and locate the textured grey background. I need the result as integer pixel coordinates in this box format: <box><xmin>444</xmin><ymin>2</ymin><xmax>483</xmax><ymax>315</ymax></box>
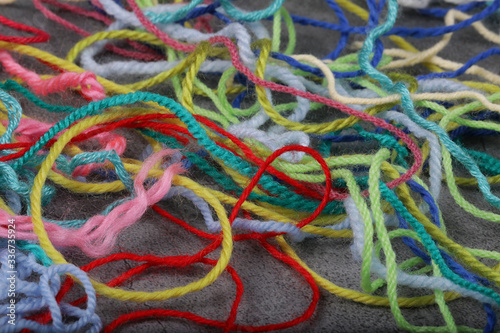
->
<box><xmin>2</xmin><ymin>0</ymin><xmax>500</xmax><ymax>332</ymax></box>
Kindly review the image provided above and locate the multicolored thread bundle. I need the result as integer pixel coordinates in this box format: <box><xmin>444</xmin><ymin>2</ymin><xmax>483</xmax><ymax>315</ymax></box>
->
<box><xmin>2</xmin><ymin>0</ymin><xmax>500</xmax><ymax>331</ymax></box>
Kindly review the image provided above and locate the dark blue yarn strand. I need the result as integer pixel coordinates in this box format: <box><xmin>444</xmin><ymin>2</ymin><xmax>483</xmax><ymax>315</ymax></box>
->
<box><xmin>288</xmin><ymin>0</ymin><xmax>500</xmax><ymax>38</ymax></box>
<box><xmin>178</xmin><ymin>0</ymin><xmax>221</xmax><ymax>23</ymax></box>
<box><xmin>419</xmin><ymin>48</ymin><xmax>500</xmax><ymax>80</ymax></box>
<box><xmin>483</xmin><ymin>303</ymin><xmax>497</xmax><ymax>333</ymax></box>
<box><xmin>232</xmin><ymin>89</ymin><xmax>248</xmax><ymax>108</ymax></box>
<box><xmin>417</xmin><ymin>1</ymin><xmax>488</xmax><ymax>18</ymax></box>
<box><xmin>450</xmin><ymin>127</ymin><xmax>500</xmax><ymax>140</ymax></box>
<box><xmin>318</xmin><ymin>134</ymin><xmax>365</xmax><ymax>142</ymax></box>
<box><xmin>213</xmin><ymin>11</ymin><xmax>232</xmax><ymax>24</ymax></box>
<box><xmin>234</xmin><ymin>72</ymin><xmax>251</xmax><ymax>86</ymax></box>
<box><xmin>376</xmin><ymin>0</ymin><xmax>387</xmax><ymax>21</ymax></box>
<box><xmin>383</xmin><ymin>0</ymin><xmax>499</xmax><ymax>37</ymax></box>
<box><xmin>272</xmin><ymin>52</ymin><xmax>324</xmax><ymax>76</ymax></box>
<box><xmin>288</xmin><ymin>14</ymin><xmax>363</xmax><ymax>34</ymax></box>
<box><xmin>176</xmin><ymin>0</ymin><xmax>232</xmax><ymax>25</ymax></box>
<box><xmin>88</xmin><ymin>0</ymin><xmax>124</xmax><ymax>16</ymax></box>
<box><xmin>323</xmin><ymin>0</ymin><xmax>350</xmax><ymax>60</ymax></box>
<box><xmin>367</xmin><ymin>0</ymin><xmax>382</xmax><ymax>28</ymax></box>
<box><xmin>406</xmin><ymin>180</ymin><xmax>439</xmax><ymax>226</ymax></box>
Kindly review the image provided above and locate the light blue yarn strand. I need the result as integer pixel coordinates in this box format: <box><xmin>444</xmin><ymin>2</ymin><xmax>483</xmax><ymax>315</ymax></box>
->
<box><xmin>164</xmin><ymin>186</ymin><xmax>306</xmax><ymax>241</ymax></box>
<box><xmin>0</xmin><ymin>249</ymin><xmax>101</xmax><ymax>333</ymax></box>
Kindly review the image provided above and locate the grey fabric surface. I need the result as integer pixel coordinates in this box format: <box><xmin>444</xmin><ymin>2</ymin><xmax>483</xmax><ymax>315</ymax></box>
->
<box><xmin>2</xmin><ymin>0</ymin><xmax>500</xmax><ymax>332</ymax></box>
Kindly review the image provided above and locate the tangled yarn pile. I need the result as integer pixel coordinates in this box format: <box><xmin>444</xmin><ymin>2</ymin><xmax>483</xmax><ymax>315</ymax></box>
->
<box><xmin>2</xmin><ymin>0</ymin><xmax>500</xmax><ymax>331</ymax></box>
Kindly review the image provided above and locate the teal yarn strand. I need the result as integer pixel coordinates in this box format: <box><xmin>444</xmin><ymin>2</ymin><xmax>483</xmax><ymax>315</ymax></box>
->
<box><xmin>460</xmin><ymin>146</ymin><xmax>500</xmax><ymax>177</ymax></box>
<box><xmin>0</xmin><ymin>89</ymin><xmax>22</xmax><ymax>146</ymax></box>
<box><xmin>16</xmin><ymin>241</ymin><xmax>53</xmax><ymax>267</ymax></box>
<box><xmin>0</xmin><ymin>162</ymin><xmax>55</xmax><ymax>210</ymax></box>
<box><xmin>67</xmin><ymin>150</ymin><xmax>135</xmax><ymax>193</ymax></box>
<box><xmin>353</xmin><ymin>124</ymin><xmax>408</xmax><ymax>168</ymax></box>
<box><xmin>219</xmin><ymin>0</ymin><xmax>286</xmax><ymax>22</ymax></box>
<box><xmin>7</xmin><ymin>91</ymin><xmax>339</xmax><ymax>217</ymax></box>
<box><xmin>0</xmin><ymin>80</ymin><xmax>76</xmax><ymax>114</ymax></box>
<box><xmin>147</xmin><ymin>0</ymin><xmax>205</xmax><ymax>24</ymax></box>
<box><xmin>380</xmin><ymin>182</ymin><xmax>500</xmax><ymax>305</ymax></box>
<box><xmin>358</xmin><ymin>0</ymin><xmax>500</xmax><ymax>210</ymax></box>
